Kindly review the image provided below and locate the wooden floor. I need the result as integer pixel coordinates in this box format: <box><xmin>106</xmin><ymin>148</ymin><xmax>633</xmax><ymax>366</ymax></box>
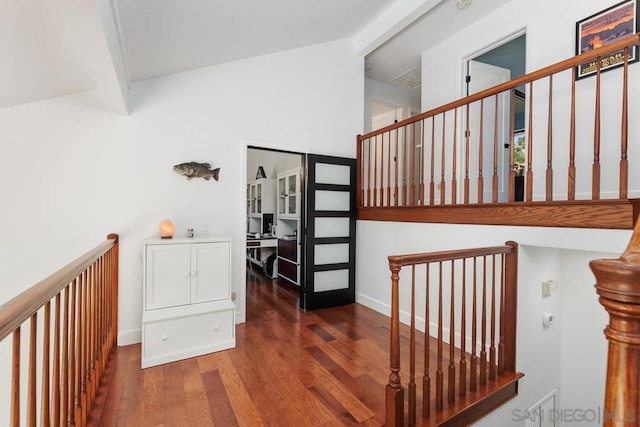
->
<box><xmin>94</xmin><ymin>269</ymin><xmax>393</xmax><ymax>426</ymax></box>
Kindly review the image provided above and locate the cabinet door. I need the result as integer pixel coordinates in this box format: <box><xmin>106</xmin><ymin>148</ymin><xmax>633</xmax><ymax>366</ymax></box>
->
<box><xmin>145</xmin><ymin>244</ymin><xmax>191</xmax><ymax>310</ymax></box>
<box><xmin>191</xmin><ymin>242</ymin><xmax>230</xmax><ymax>304</ymax></box>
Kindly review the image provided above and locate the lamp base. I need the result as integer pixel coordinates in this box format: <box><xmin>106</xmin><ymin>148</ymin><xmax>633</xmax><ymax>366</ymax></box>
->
<box><xmin>160</xmin><ymin>236</ymin><xmax>173</xmax><ymax>239</ymax></box>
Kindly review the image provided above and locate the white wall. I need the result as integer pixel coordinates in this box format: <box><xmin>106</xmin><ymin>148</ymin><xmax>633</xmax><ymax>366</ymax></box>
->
<box><xmin>0</xmin><ymin>37</ymin><xmax>362</xmax><ymax>343</ymax></box>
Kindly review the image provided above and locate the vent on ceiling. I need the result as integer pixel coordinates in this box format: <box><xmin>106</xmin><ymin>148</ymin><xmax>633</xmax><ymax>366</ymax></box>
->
<box><xmin>390</xmin><ymin>67</ymin><xmax>421</xmax><ymax>89</ymax></box>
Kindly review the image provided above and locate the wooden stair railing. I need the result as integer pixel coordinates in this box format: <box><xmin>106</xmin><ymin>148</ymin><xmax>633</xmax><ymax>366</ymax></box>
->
<box><xmin>386</xmin><ymin>241</ymin><xmax>522</xmax><ymax>426</ymax></box>
<box><xmin>358</xmin><ymin>33</ymin><xmax>640</xmax><ymax>230</ymax></box>
<box><xmin>591</xmin><ymin>219</ymin><xmax>640</xmax><ymax>426</ymax></box>
<box><xmin>0</xmin><ymin>234</ymin><xmax>119</xmax><ymax>427</ymax></box>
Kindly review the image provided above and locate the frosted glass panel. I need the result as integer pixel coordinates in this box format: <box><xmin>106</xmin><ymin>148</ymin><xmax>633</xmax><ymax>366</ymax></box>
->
<box><xmin>316</xmin><ymin>190</ymin><xmax>350</xmax><ymax>211</ymax></box>
<box><xmin>316</xmin><ymin>163</ymin><xmax>350</xmax><ymax>185</ymax></box>
<box><xmin>315</xmin><ymin>243</ymin><xmax>349</xmax><ymax>265</ymax></box>
<box><xmin>315</xmin><ymin>269</ymin><xmax>349</xmax><ymax>292</ymax></box>
<box><xmin>315</xmin><ymin>217</ymin><xmax>350</xmax><ymax>238</ymax></box>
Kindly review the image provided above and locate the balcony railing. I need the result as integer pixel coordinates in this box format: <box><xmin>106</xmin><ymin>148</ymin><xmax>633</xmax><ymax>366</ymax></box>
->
<box><xmin>357</xmin><ymin>33</ymin><xmax>640</xmax><ymax>230</ymax></box>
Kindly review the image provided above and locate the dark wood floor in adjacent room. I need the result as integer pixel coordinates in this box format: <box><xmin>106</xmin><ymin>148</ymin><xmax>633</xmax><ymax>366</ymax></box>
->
<box><xmin>94</xmin><ymin>268</ymin><xmax>392</xmax><ymax>426</ymax></box>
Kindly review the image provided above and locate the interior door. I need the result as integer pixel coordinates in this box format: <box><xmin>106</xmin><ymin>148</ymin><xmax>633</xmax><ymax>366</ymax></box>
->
<box><xmin>467</xmin><ymin>60</ymin><xmax>511</xmax><ymax>202</ymax></box>
<box><xmin>302</xmin><ymin>154</ymin><xmax>356</xmax><ymax>310</ymax></box>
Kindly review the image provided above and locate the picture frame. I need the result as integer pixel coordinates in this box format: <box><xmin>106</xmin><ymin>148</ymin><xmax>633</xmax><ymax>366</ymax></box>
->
<box><xmin>575</xmin><ymin>0</ymin><xmax>638</xmax><ymax>79</ymax></box>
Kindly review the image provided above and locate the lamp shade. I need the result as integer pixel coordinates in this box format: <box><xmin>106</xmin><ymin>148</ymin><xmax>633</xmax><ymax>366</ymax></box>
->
<box><xmin>159</xmin><ymin>219</ymin><xmax>175</xmax><ymax>238</ymax></box>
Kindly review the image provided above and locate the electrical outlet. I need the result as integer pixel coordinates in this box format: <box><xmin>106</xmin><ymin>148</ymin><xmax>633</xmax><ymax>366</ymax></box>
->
<box><xmin>202</xmin><ymin>222</ymin><xmax>210</xmax><ymax>234</ymax></box>
<box><xmin>231</xmin><ymin>292</ymin><xmax>237</xmax><ymax>301</ymax></box>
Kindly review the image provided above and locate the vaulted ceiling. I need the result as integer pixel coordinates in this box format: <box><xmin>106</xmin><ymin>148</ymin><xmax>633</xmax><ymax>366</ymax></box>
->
<box><xmin>2</xmin><ymin>0</ymin><xmax>511</xmax><ymax>113</ymax></box>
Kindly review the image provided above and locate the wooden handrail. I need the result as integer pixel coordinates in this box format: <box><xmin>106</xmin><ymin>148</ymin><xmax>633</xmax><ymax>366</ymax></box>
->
<box><xmin>591</xmin><ymin>221</ymin><xmax>640</xmax><ymax>425</ymax></box>
<box><xmin>0</xmin><ymin>236</ymin><xmax>117</xmax><ymax>342</ymax></box>
<box><xmin>1</xmin><ymin>234</ymin><xmax>119</xmax><ymax>427</ymax></box>
<box><xmin>361</xmin><ymin>32</ymin><xmax>640</xmax><ymax>140</ymax></box>
<box><xmin>389</xmin><ymin>244</ymin><xmax>513</xmax><ymax>268</ymax></box>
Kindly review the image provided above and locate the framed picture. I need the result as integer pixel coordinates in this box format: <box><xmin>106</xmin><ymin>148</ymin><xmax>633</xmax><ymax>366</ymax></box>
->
<box><xmin>575</xmin><ymin>0</ymin><xmax>638</xmax><ymax>79</ymax></box>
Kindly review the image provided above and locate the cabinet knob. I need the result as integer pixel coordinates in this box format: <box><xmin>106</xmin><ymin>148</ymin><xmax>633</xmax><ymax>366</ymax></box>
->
<box><xmin>161</xmin><ymin>334</ymin><xmax>169</xmax><ymax>341</ymax></box>
<box><xmin>191</xmin><ymin>270</ymin><xmax>197</xmax><ymax>276</ymax></box>
<box><xmin>214</xmin><ymin>324</ymin><xmax>220</xmax><ymax>331</ymax></box>
<box><xmin>184</xmin><ymin>272</ymin><xmax>189</xmax><ymax>278</ymax></box>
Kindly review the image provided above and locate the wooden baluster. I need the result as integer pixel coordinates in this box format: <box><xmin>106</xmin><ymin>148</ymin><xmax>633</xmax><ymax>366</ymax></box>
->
<box><xmin>382</xmin><ymin>132</ymin><xmax>387</xmax><ymax>206</ymax></box>
<box><xmin>546</xmin><ymin>75</ymin><xmax>554</xmax><ymax>201</ymax></box>
<box><xmin>41</xmin><ymin>302</ymin><xmax>51</xmax><ymax>427</ymax></box>
<box><xmin>430</xmin><ymin>117</ymin><xmax>435</xmax><ymax>205</ymax></box>
<box><xmin>452</xmin><ymin>109</ymin><xmax>458</xmax><ymax>205</ymax></box>
<box><xmin>402</xmin><ymin>126</ymin><xmax>409</xmax><ymax>206</ymax></box>
<box><xmin>526</xmin><ymin>82</ymin><xmax>534</xmax><ymax>202</ymax></box>
<box><xmin>508</xmin><ymin>89</ymin><xmax>516</xmax><ymax>202</ymax></box>
<box><xmin>77</xmin><ymin>272</ymin><xmax>85</xmax><ymax>425</ymax></box>
<box><xmin>591</xmin><ymin>220</ymin><xmax>640</xmax><ymax>427</ymax></box>
<box><xmin>471</xmin><ymin>257</ymin><xmax>478</xmax><ymax>391</ymax></box>
<box><xmin>504</xmin><ymin>241</ymin><xmax>518</xmax><ymax>373</ymax></box>
<box><xmin>489</xmin><ymin>255</ymin><xmax>497</xmax><ymax>381</ymax></box>
<box><xmin>620</xmin><ymin>47</ymin><xmax>629</xmax><ymax>199</ymax></box>
<box><xmin>568</xmin><ymin>71</ymin><xmax>576</xmax><ymax>201</ymax></box>
<box><xmin>436</xmin><ymin>262</ymin><xmax>444</xmax><ymax>410</ymax></box>
<box><xmin>387</xmin><ymin>131</ymin><xmax>392</xmax><ymax>206</ymax></box>
<box><xmin>61</xmin><ymin>286</ymin><xmax>69</xmax><ymax>426</ymax></box>
<box><xmin>498</xmin><ymin>254</ymin><xmax>506</xmax><ymax>376</ymax></box>
<box><xmin>81</xmin><ymin>270</ymin><xmax>89</xmax><ymax>423</ymax></box>
<box><xmin>420</xmin><ymin>120</ymin><xmax>426</xmax><ymax>206</ymax></box>
<box><xmin>27</xmin><ymin>313</ymin><xmax>37</xmax><ymax>427</ymax></box>
<box><xmin>411</xmin><ymin>123</ymin><xmax>417</xmax><ymax>206</ymax></box>
<box><xmin>395</xmin><ymin>128</ymin><xmax>400</xmax><ymax>207</ymax></box>
<box><xmin>478</xmin><ymin>99</ymin><xmax>484</xmax><ymax>204</ymax></box>
<box><xmin>90</xmin><ymin>262</ymin><xmax>97</xmax><ymax>404</ymax></box>
<box><xmin>440</xmin><ymin>113</ymin><xmax>446</xmax><ymax>205</ymax></box>
<box><xmin>357</xmin><ymin>136</ymin><xmax>363</xmax><ymax>208</ymax></box>
<box><xmin>367</xmin><ymin>138</ymin><xmax>372</xmax><ymax>207</ymax></box>
<box><xmin>464</xmin><ymin>104</ymin><xmax>471</xmax><ymax>204</ymax></box>
<box><xmin>459</xmin><ymin>258</ymin><xmax>467</xmax><ymax>397</ymax></box>
<box><xmin>68</xmin><ymin>280</ymin><xmax>77</xmax><ymax>426</ymax></box>
<box><xmin>593</xmin><ymin>57</ymin><xmax>601</xmax><ymax>200</ymax></box>
<box><xmin>11</xmin><ymin>328</ymin><xmax>20</xmax><ymax>427</ymax></box>
<box><xmin>448</xmin><ymin>260</ymin><xmax>456</xmax><ymax>403</ymax></box>
<box><xmin>409</xmin><ymin>266</ymin><xmax>416</xmax><ymax>425</ymax></box>
<box><xmin>480</xmin><ymin>256</ymin><xmax>487</xmax><ymax>385</ymax></box>
<box><xmin>52</xmin><ymin>294</ymin><xmax>61</xmax><ymax>427</ymax></box>
<box><xmin>373</xmin><ymin>134</ymin><xmax>378</xmax><ymax>207</ymax></box>
<box><xmin>386</xmin><ymin>262</ymin><xmax>404</xmax><ymax>427</ymax></box>
<box><xmin>110</xmin><ymin>234</ymin><xmax>119</xmax><ymax>351</ymax></box>
<box><xmin>423</xmin><ymin>263</ymin><xmax>431</xmax><ymax>417</ymax></box>
<box><xmin>492</xmin><ymin>95</ymin><xmax>499</xmax><ymax>203</ymax></box>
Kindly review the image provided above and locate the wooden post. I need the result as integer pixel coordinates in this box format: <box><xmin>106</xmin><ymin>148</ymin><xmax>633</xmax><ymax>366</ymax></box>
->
<box><xmin>108</xmin><ymin>234</ymin><xmax>119</xmax><ymax>350</ymax></box>
<box><xmin>503</xmin><ymin>241</ymin><xmax>518</xmax><ymax>373</ymax></box>
<box><xmin>386</xmin><ymin>261</ymin><xmax>404</xmax><ymax>427</ymax></box>
<box><xmin>590</xmin><ymin>219</ymin><xmax>640</xmax><ymax>426</ymax></box>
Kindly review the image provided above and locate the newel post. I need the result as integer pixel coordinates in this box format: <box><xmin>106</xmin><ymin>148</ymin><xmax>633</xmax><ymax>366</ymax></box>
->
<box><xmin>590</xmin><ymin>220</ymin><xmax>640</xmax><ymax>426</ymax></box>
<box><xmin>386</xmin><ymin>258</ymin><xmax>404</xmax><ymax>427</ymax></box>
<box><xmin>108</xmin><ymin>233</ymin><xmax>119</xmax><ymax>349</ymax></box>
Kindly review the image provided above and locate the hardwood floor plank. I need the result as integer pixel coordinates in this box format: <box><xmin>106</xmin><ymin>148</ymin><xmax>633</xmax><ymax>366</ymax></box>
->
<box><xmin>308</xmin><ymin>384</ymin><xmax>360</xmax><ymax>426</ymax></box>
<box><xmin>162</xmin><ymin>362</ymin><xmax>187</xmax><ymax>426</ymax></box>
<box><xmin>202</xmin><ymin>369</ymin><xmax>239</xmax><ymax>427</ymax></box>
<box><xmin>142</xmin><ymin>365</ymin><xmax>165</xmax><ymax>426</ymax></box>
<box><xmin>215</xmin><ymin>353</ymin><xmax>264</xmax><ymax>427</ymax></box>
<box><xmin>307</xmin><ymin>323</ymin><xmax>337</xmax><ymax>342</ymax></box>
<box><xmin>181</xmin><ymin>358</ymin><xmax>215</xmax><ymax>426</ymax></box>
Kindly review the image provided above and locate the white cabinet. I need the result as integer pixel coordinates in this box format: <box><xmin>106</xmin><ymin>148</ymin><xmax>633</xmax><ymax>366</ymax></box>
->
<box><xmin>277</xmin><ymin>168</ymin><xmax>300</xmax><ymax>219</ymax></box>
<box><xmin>248</xmin><ymin>178</ymin><xmax>276</xmax><ymax>216</ymax></box>
<box><xmin>142</xmin><ymin>237</ymin><xmax>235</xmax><ymax>368</ymax></box>
<box><xmin>276</xmin><ymin>168</ymin><xmax>301</xmax><ymax>286</ymax></box>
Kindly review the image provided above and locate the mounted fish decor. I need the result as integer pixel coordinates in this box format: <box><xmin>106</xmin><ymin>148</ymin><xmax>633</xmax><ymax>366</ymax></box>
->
<box><xmin>172</xmin><ymin>162</ymin><xmax>220</xmax><ymax>181</ymax></box>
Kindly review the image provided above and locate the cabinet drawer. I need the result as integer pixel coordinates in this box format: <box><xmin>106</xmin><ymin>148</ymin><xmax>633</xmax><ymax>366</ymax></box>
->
<box><xmin>278</xmin><ymin>239</ymin><xmax>297</xmax><ymax>262</ymax></box>
<box><xmin>142</xmin><ymin>309</ymin><xmax>235</xmax><ymax>368</ymax></box>
<box><xmin>277</xmin><ymin>257</ymin><xmax>297</xmax><ymax>283</ymax></box>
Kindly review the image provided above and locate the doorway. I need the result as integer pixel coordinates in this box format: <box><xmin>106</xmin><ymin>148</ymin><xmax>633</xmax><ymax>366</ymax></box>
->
<box><xmin>464</xmin><ymin>33</ymin><xmax>526</xmax><ymax>202</ymax></box>
<box><xmin>246</xmin><ymin>147</ymin><xmax>304</xmax><ymax>300</ymax></box>
<box><xmin>245</xmin><ymin>146</ymin><xmax>358</xmax><ymax>314</ymax></box>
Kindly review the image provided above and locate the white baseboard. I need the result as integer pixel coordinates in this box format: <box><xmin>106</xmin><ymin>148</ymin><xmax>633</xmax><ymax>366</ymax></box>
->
<box><xmin>118</xmin><ymin>328</ymin><xmax>141</xmax><ymax>346</ymax></box>
<box><xmin>355</xmin><ymin>292</ymin><xmax>391</xmax><ymax>317</ymax></box>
